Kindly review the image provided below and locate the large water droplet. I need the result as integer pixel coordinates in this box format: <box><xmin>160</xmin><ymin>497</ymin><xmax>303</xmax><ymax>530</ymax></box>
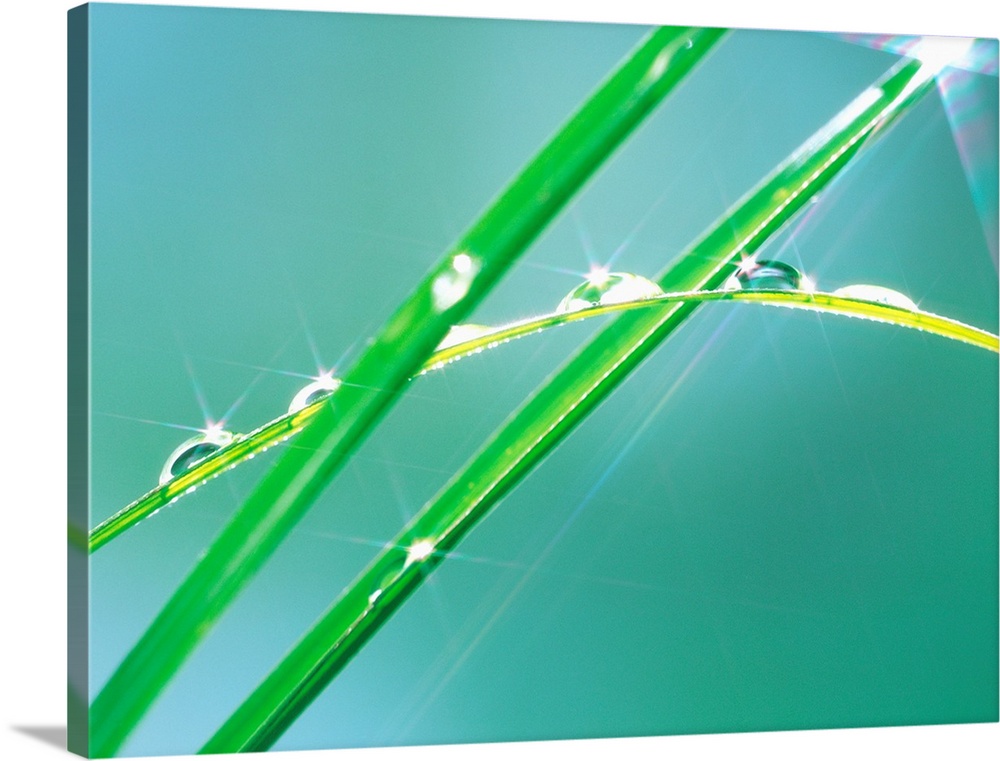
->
<box><xmin>833</xmin><ymin>284</ymin><xmax>918</xmax><ymax>311</ymax></box>
<box><xmin>437</xmin><ymin>324</ymin><xmax>491</xmax><ymax>350</ymax></box>
<box><xmin>724</xmin><ymin>259</ymin><xmax>808</xmax><ymax>292</ymax></box>
<box><xmin>556</xmin><ymin>270</ymin><xmax>664</xmax><ymax>314</ymax></box>
<box><xmin>288</xmin><ymin>375</ymin><xmax>341</xmax><ymax>414</ymax></box>
<box><xmin>159</xmin><ymin>428</ymin><xmax>235</xmax><ymax>485</ymax></box>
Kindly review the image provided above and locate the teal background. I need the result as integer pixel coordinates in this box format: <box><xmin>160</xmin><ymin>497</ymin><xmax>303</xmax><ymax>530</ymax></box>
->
<box><xmin>85</xmin><ymin>4</ymin><xmax>998</xmax><ymax>756</ymax></box>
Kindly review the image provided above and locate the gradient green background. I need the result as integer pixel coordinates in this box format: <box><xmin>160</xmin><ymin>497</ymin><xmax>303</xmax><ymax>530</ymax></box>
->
<box><xmin>84</xmin><ymin>3</ymin><xmax>998</xmax><ymax>756</ymax></box>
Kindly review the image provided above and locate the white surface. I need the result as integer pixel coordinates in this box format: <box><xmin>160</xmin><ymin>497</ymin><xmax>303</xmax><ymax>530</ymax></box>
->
<box><xmin>1</xmin><ymin>1</ymin><xmax>996</xmax><ymax>759</ymax></box>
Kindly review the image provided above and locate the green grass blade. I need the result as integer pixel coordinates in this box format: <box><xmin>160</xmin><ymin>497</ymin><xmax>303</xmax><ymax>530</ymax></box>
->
<box><xmin>202</xmin><ymin>53</ymin><xmax>947</xmax><ymax>753</ymax></box>
<box><xmin>86</xmin><ymin>281</ymin><xmax>996</xmax><ymax>554</ymax></box>
<box><xmin>89</xmin><ymin>26</ymin><xmax>724</xmax><ymax>756</ymax></box>
<box><xmin>87</xmin><ymin>409</ymin><xmax>317</xmax><ymax>553</ymax></box>
<box><xmin>425</xmin><ymin>288</ymin><xmax>1000</xmax><ymax>362</ymax></box>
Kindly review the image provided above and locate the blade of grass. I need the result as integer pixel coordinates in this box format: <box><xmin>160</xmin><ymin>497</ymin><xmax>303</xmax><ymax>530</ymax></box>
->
<box><xmin>86</xmin><ymin>281</ymin><xmax>996</xmax><ymax>553</ymax></box>
<box><xmin>88</xmin><ymin>291</ymin><xmax>1000</xmax><ymax>553</ymax></box>
<box><xmin>422</xmin><ymin>287</ymin><xmax>1000</xmax><ymax>362</ymax></box>
<box><xmin>89</xmin><ymin>26</ymin><xmax>725</xmax><ymax>756</ymax></box>
<box><xmin>87</xmin><ymin>285</ymin><xmax>994</xmax><ymax>556</ymax></box>
<box><xmin>202</xmin><ymin>52</ymin><xmax>948</xmax><ymax>753</ymax></box>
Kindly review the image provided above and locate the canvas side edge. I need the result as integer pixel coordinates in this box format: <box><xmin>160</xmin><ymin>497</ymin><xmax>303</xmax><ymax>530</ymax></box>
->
<box><xmin>67</xmin><ymin>4</ymin><xmax>90</xmax><ymax>757</ymax></box>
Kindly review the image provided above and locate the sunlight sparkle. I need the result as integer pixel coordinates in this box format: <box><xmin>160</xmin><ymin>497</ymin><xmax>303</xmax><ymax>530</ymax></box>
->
<box><xmin>406</xmin><ymin>539</ymin><xmax>436</xmax><ymax>564</ymax></box>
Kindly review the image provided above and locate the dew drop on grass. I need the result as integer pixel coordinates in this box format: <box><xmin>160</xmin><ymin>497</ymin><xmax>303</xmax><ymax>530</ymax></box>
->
<box><xmin>724</xmin><ymin>258</ymin><xmax>811</xmax><ymax>292</ymax></box>
<box><xmin>557</xmin><ymin>269</ymin><xmax>664</xmax><ymax>314</ymax></box>
<box><xmin>432</xmin><ymin>252</ymin><xmax>481</xmax><ymax>312</ymax></box>
<box><xmin>368</xmin><ymin>550</ymin><xmax>407</xmax><ymax>605</ymax></box>
<box><xmin>367</xmin><ymin>541</ymin><xmax>435</xmax><ymax>605</ymax></box>
<box><xmin>288</xmin><ymin>374</ymin><xmax>341</xmax><ymax>414</ymax></box>
<box><xmin>159</xmin><ymin>428</ymin><xmax>235</xmax><ymax>485</ymax></box>
<box><xmin>832</xmin><ymin>284</ymin><xmax>918</xmax><ymax>310</ymax></box>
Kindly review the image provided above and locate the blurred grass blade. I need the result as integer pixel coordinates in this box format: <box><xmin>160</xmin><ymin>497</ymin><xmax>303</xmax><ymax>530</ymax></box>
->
<box><xmin>89</xmin><ymin>26</ymin><xmax>724</xmax><ymax>756</ymax></box>
<box><xmin>202</xmin><ymin>52</ymin><xmax>947</xmax><ymax>753</ymax></box>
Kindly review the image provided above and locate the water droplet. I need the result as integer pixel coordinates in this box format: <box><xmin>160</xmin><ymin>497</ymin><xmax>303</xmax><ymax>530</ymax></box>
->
<box><xmin>725</xmin><ymin>258</ymin><xmax>807</xmax><ymax>292</ymax></box>
<box><xmin>367</xmin><ymin>541</ymin><xmax>436</xmax><ymax>605</ymax></box>
<box><xmin>432</xmin><ymin>252</ymin><xmax>481</xmax><ymax>312</ymax></box>
<box><xmin>556</xmin><ymin>270</ymin><xmax>664</xmax><ymax>314</ymax></box>
<box><xmin>437</xmin><ymin>324</ymin><xmax>491</xmax><ymax>350</ymax></box>
<box><xmin>833</xmin><ymin>284</ymin><xmax>918</xmax><ymax>311</ymax></box>
<box><xmin>685</xmin><ymin>39</ymin><xmax>693</xmax><ymax>49</ymax></box>
<box><xmin>368</xmin><ymin>550</ymin><xmax>407</xmax><ymax>605</ymax></box>
<box><xmin>159</xmin><ymin>428</ymin><xmax>235</xmax><ymax>485</ymax></box>
<box><xmin>288</xmin><ymin>374</ymin><xmax>341</xmax><ymax>414</ymax></box>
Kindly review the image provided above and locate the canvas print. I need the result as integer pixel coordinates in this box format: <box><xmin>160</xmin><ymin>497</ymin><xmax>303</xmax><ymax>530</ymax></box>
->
<box><xmin>68</xmin><ymin>3</ymin><xmax>999</xmax><ymax>757</ymax></box>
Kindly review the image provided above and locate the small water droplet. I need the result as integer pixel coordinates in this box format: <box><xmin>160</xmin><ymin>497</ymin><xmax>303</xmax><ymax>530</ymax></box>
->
<box><xmin>556</xmin><ymin>270</ymin><xmax>664</xmax><ymax>314</ymax></box>
<box><xmin>832</xmin><ymin>284</ymin><xmax>918</xmax><ymax>311</ymax></box>
<box><xmin>368</xmin><ymin>550</ymin><xmax>407</xmax><ymax>605</ymax></box>
<box><xmin>288</xmin><ymin>374</ymin><xmax>341</xmax><ymax>414</ymax></box>
<box><xmin>432</xmin><ymin>252</ymin><xmax>481</xmax><ymax>312</ymax></box>
<box><xmin>725</xmin><ymin>258</ymin><xmax>806</xmax><ymax>292</ymax></box>
<box><xmin>437</xmin><ymin>324</ymin><xmax>491</xmax><ymax>350</ymax></box>
<box><xmin>684</xmin><ymin>39</ymin><xmax>693</xmax><ymax>49</ymax></box>
<box><xmin>159</xmin><ymin>428</ymin><xmax>234</xmax><ymax>485</ymax></box>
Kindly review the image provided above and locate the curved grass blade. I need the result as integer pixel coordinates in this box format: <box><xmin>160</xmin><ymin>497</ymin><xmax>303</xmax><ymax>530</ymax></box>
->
<box><xmin>425</xmin><ymin>288</ymin><xmax>1000</xmax><ymax>366</ymax></box>
<box><xmin>89</xmin><ymin>27</ymin><xmax>725</xmax><ymax>757</ymax></box>
<box><xmin>202</xmin><ymin>51</ymin><xmax>955</xmax><ymax>753</ymax></box>
<box><xmin>87</xmin><ymin>407</ymin><xmax>322</xmax><ymax>553</ymax></box>
<box><xmin>86</xmin><ymin>282</ymin><xmax>997</xmax><ymax>553</ymax></box>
